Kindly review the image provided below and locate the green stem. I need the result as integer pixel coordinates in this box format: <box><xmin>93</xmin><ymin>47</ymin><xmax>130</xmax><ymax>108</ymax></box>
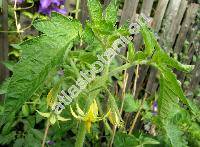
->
<box><xmin>42</xmin><ymin>120</ymin><xmax>50</xmax><ymax>147</ymax></box>
<box><xmin>110</xmin><ymin>72</ymin><xmax>128</xmax><ymax>147</ymax></box>
<box><xmin>75</xmin><ymin>64</ymin><xmax>110</xmax><ymax>147</ymax></box>
<box><xmin>109</xmin><ymin>60</ymin><xmax>149</xmax><ymax>76</ymax></box>
<box><xmin>128</xmin><ymin>93</ymin><xmax>148</xmax><ymax>134</ymax></box>
<box><xmin>96</xmin><ymin>97</ymin><xmax>113</xmax><ymax>135</ymax></box>
<box><xmin>75</xmin><ymin>90</ymin><xmax>100</xmax><ymax>147</ymax></box>
<box><xmin>75</xmin><ymin>0</ymin><xmax>80</xmax><ymax>19</ymax></box>
<box><xmin>75</xmin><ymin>122</ymin><xmax>87</xmax><ymax>147</ymax></box>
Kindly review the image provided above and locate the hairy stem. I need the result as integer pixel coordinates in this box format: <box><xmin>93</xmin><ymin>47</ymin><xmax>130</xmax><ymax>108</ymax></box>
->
<box><xmin>75</xmin><ymin>122</ymin><xmax>87</xmax><ymax>147</ymax></box>
<box><xmin>75</xmin><ymin>64</ymin><xmax>110</xmax><ymax>147</ymax></box>
<box><xmin>125</xmin><ymin>65</ymin><xmax>139</xmax><ymax>127</ymax></box>
<box><xmin>132</xmin><ymin>65</ymin><xmax>139</xmax><ymax>97</ymax></box>
<box><xmin>96</xmin><ymin>98</ymin><xmax>113</xmax><ymax>135</ymax></box>
<box><xmin>75</xmin><ymin>0</ymin><xmax>80</xmax><ymax>19</ymax></box>
<box><xmin>42</xmin><ymin>120</ymin><xmax>50</xmax><ymax>147</ymax></box>
<box><xmin>128</xmin><ymin>93</ymin><xmax>148</xmax><ymax>134</ymax></box>
<box><xmin>110</xmin><ymin>72</ymin><xmax>129</xmax><ymax>147</ymax></box>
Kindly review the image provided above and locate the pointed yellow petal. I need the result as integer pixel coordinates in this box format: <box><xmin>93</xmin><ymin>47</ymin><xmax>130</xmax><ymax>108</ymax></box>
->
<box><xmin>104</xmin><ymin>109</ymin><xmax>111</xmax><ymax>118</ymax></box>
<box><xmin>108</xmin><ymin>112</ymin><xmax>115</xmax><ymax>125</ymax></box>
<box><xmin>70</xmin><ymin>106</ymin><xmax>79</xmax><ymax>119</ymax></box>
<box><xmin>76</xmin><ymin>103</ymin><xmax>85</xmax><ymax>116</ymax></box>
<box><xmin>85</xmin><ymin>121</ymin><xmax>92</xmax><ymax>133</ymax></box>
<box><xmin>86</xmin><ymin>108</ymin><xmax>95</xmax><ymax>122</ymax></box>
<box><xmin>70</xmin><ymin>106</ymin><xmax>85</xmax><ymax>120</ymax></box>
<box><xmin>115</xmin><ymin>112</ymin><xmax>120</xmax><ymax>126</ymax></box>
<box><xmin>47</xmin><ymin>88</ymin><xmax>54</xmax><ymax>107</ymax></box>
<box><xmin>93</xmin><ymin>110</ymin><xmax>110</xmax><ymax>122</ymax></box>
<box><xmin>85</xmin><ymin>99</ymin><xmax>99</xmax><ymax>122</ymax></box>
<box><xmin>92</xmin><ymin>100</ymin><xmax>98</xmax><ymax>116</ymax></box>
<box><xmin>49</xmin><ymin>114</ymin><xmax>56</xmax><ymax>125</ymax></box>
<box><xmin>36</xmin><ymin>110</ymin><xmax>50</xmax><ymax>118</ymax></box>
<box><xmin>57</xmin><ymin>115</ymin><xmax>70</xmax><ymax>122</ymax></box>
<box><xmin>108</xmin><ymin>111</ymin><xmax>122</xmax><ymax>127</ymax></box>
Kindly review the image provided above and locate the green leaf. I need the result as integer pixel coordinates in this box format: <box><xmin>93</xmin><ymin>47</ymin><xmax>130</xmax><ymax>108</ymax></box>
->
<box><xmin>91</xmin><ymin>20</ymin><xmax>115</xmax><ymax>36</ymax></box>
<box><xmin>161</xmin><ymin>66</ymin><xmax>188</xmax><ymax>103</ymax></box>
<box><xmin>140</xmin><ymin>22</ymin><xmax>154</xmax><ymax>56</ymax></box>
<box><xmin>148</xmin><ymin>29</ymin><xmax>194</xmax><ymax>73</ymax></box>
<box><xmin>87</xmin><ymin>0</ymin><xmax>103</xmax><ymax>23</ymax></box>
<box><xmin>30</xmin><ymin>128</ymin><xmax>44</xmax><ymax>140</ymax></box>
<box><xmin>0</xmin><ymin>131</ymin><xmax>16</xmax><ymax>145</ymax></box>
<box><xmin>158</xmin><ymin>65</ymin><xmax>189</xmax><ymax>119</ymax></box>
<box><xmin>24</xmin><ymin>133</ymin><xmax>41</xmax><ymax>147</ymax></box>
<box><xmin>81</xmin><ymin>23</ymin><xmax>103</xmax><ymax>53</ymax></box>
<box><xmin>114</xmin><ymin>132</ymin><xmax>139</xmax><ymax>147</ymax></box>
<box><xmin>152</xmin><ymin>49</ymin><xmax>194</xmax><ymax>73</ymax></box>
<box><xmin>123</xmin><ymin>93</ymin><xmax>140</xmax><ymax>112</ymax></box>
<box><xmin>22</xmin><ymin>104</ymin><xmax>29</xmax><ymax>117</ymax></box>
<box><xmin>33</xmin><ymin>13</ymin><xmax>82</xmax><ymax>37</ymax></box>
<box><xmin>10</xmin><ymin>44</ymin><xmax>21</xmax><ymax>50</ymax></box>
<box><xmin>82</xmin><ymin>24</ymin><xmax>96</xmax><ymax>44</ymax></box>
<box><xmin>2</xmin><ymin>61</ymin><xmax>16</xmax><ymax>71</ymax></box>
<box><xmin>22</xmin><ymin>11</ymin><xmax>34</xmax><ymax>19</ymax></box>
<box><xmin>163</xmin><ymin>121</ymin><xmax>188</xmax><ymax>147</ymax></box>
<box><xmin>0</xmin><ymin>0</ymin><xmax>2</xmax><ymax>9</ymax></box>
<box><xmin>70</xmin><ymin>51</ymin><xmax>98</xmax><ymax>64</ymax></box>
<box><xmin>133</xmin><ymin>51</ymin><xmax>147</xmax><ymax>61</ymax></box>
<box><xmin>138</xmin><ymin>136</ymin><xmax>160</xmax><ymax>146</ymax></box>
<box><xmin>127</xmin><ymin>42</ymin><xmax>135</xmax><ymax>62</ymax></box>
<box><xmin>2</xmin><ymin>36</ymin><xmax>72</xmax><ymax>124</ymax></box>
<box><xmin>187</xmin><ymin>122</ymin><xmax>200</xmax><ymax>146</ymax></box>
<box><xmin>2</xmin><ymin>13</ymin><xmax>81</xmax><ymax>126</ymax></box>
<box><xmin>114</xmin><ymin>132</ymin><xmax>159</xmax><ymax>147</ymax></box>
<box><xmin>105</xmin><ymin>0</ymin><xmax>118</xmax><ymax>25</ymax></box>
<box><xmin>0</xmin><ymin>78</ymin><xmax>10</xmax><ymax>95</ymax></box>
<box><xmin>13</xmin><ymin>138</ymin><xmax>25</xmax><ymax>147</ymax></box>
<box><xmin>187</xmin><ymin>99</ymin><xmax>200</xmax><ymax>120</ymax></box>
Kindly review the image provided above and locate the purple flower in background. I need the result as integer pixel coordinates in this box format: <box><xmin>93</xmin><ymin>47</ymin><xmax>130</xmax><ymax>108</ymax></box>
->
<box><xmin>46</xmin><ymin>140</ymin><xmax>55</xmax><ymax>145</ymax></box>
<box><xmin>152</xmin><ymin>101</ymin><xmax>158</xmax><ymax>115</ymax></box>
<box><xmin>39</xmin><ymin>0</ymin><xmax>67</xmax><ymax>15</ymax></box>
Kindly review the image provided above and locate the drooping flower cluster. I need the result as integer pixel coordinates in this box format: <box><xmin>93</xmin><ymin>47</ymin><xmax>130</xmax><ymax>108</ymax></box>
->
<box><xmin>36</xmin><ymin>89</ymin><xmax>70</xmax><ymax>125</ymax></box>
<box><xmin>70</xmin><ymin>100</ymin><xmax>109</xmax><ymax>133</ymax></box>
<box><xmin>38</xmin><ymin>0</ymin><xmax>67</xmax><ymax>15</ymax></box>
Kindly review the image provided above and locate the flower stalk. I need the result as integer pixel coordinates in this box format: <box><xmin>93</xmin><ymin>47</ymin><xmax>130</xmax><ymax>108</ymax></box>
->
<box><xmin>42</xmin><ymin>120</ymin><xmax>50</xmax><ymax>147</ymax></box>
<box><xmin>110</xmin><ymin>71</ymin><xmax>129</xmax><ymax>147</ymax></box>
<box><xmin>128</xmin><ymin>93</ymin><xmax>148</xmax><ymax>134</ymax></box>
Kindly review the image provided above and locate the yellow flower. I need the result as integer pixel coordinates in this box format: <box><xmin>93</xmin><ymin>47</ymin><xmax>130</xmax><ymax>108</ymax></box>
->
<box><xmin>46</xmin><ymin>88</ymin><xmax>55</xmax><ymax>108</ymax></box>
<box><xmin>108</xmin><ymin>111</ymin><xmax>123</xmax><ymax>127</ymax></box>
<box><xmin>36</xmin><ymin>110</ymin><xmax>70</xmax><ymax>125</ymax></box>
<box><xmin>70</xmin><ymin>100</ymin><xmax>108</xmax><ymax>133</ymax></box>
